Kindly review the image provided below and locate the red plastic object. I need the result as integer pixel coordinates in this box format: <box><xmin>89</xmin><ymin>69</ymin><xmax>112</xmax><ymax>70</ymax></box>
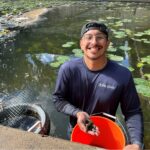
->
<box><xmin>71</xmin><ymin>116</ymin><xmax>125</xmax><ymax>149</ymax></box>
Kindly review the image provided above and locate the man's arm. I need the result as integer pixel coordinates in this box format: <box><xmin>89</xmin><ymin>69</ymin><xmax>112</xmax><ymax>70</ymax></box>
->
<box><xmin>53</xmin><ymin>63</ymin><xmax>81</xmax><ymax>117</ymax></box>
<box><xmin>121</xmin><ymin>74</ymin><xmax>144</xmax><ymax>149</ymax></box>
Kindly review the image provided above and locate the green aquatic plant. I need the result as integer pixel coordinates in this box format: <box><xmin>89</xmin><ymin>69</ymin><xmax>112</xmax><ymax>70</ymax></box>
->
<box><xmin>50</xmin><ymin>55</ymin><xmax>70</xmax><ymax>68</ymax></box>
<box><xmin>120</xmin><ymin>29</ymin><xmax>133</xmax><ymax>36</ymax></box>
<box><xmin>0</xmin><ymin>0</ymin><xmax>75</xmax><ymax>15</ymax></box>
<box><xmin>114</xmin><ymin>21</ymin><xmax>123</xmax><ymax>27</ymax></box>
<box><xmin>141</xmin><ymin>55</ymin><xmax>150</xmax><ymax>65</ymax></box>
<box><xmin>107</xmin><ymin>54</ymin><xmax>123</xmax><ymax>61</ymax></box>
<box><xmin>128</xmin><ymin>66</ymin><xmax>135</xmax><ymax>72</ymax></box>
<box><xmin>62</xmin><ymin>41</ymin><xmax>75</xmax><ymax>48</ymax></box>
<box><xmin>122</xmin><ymin>19</ymin><xmax>132</xmax><ymax>23</ymax></box>
<box><xmin>143</xmin><ymin>39</ymin><xmax>150</xmax><ymax>44</ymax></box>
<box><xmin>136</xmin><ymin>55</ymin><xmax>150</xmax><ymax>73</ymax></box>
<box><xmin>134</xmin><ymin>32</ymin><xmax>145</xmax><ymax>37</ymax></box>
<box><xmin>134</xmin><ymin>78</ymin><xmax>150</xmax><ymax>98</ymax></box>
<box><xmin>131</xmin><ymin>38</ymin><xmax>142</xmax><ymax>42</ymax></box>
<box><xmin>144</xmin><ymin>74</ymin><xmax>150</xmax><ymax>80</ymax></box>
<box><xmin>107</xmin><ymin>42</ymin><xmax>117</xmax><ymax>52</ymax></box>
<box><xmin>72</xmin><ymin>48</ymin><xmax>83</xmax><ymax>57</ymax></box>
<box><xmin>50</xmin><ymin>62</ymin><xmax>61</xmax><ymax>68</ymax></box>
<box><xmin>113</xmin><ymin>31</ymin><xmax>127</xmax><ymax>39</ymax></box>
<box><xmin>119</xmin><ymin>45</ymin><xmax>131</xmax><ymax>51</ymax></box>
<box><xmin>144</xmin><ymin>29</ymin><xmax>150</xmax><ymax>36</ymax></box>
<box><xmin>137</xmin><ymin>62</ymin><xmax>144</xmax><ymax>68</ymax></box>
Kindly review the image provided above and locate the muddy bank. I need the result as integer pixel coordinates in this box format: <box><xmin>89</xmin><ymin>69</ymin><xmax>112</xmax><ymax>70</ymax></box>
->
<box><xmin>0</xmin><ymin>4</ymin><xmax>71</xmax><ymax>43</ymax></box>
<box><xmin>0</xmin><ymin>8</ymin><xmax>48</xmax><ymax>43</ymax></box>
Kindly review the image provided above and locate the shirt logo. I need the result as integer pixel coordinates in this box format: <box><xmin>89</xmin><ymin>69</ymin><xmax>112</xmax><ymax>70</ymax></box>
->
<box><xmin>98</xmin><ymin>83</ymin><xmax>115</xmax><ymax>90</ymax></box>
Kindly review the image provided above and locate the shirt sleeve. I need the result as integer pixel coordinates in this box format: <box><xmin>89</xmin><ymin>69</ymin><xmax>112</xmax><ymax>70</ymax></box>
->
<box><xmin>120</xmin><ymin>74</ymin><xmax>144</xmax><ymax>145</ymax></box>
<box><xmin>53</xmin><ymin>63</ymin><xmax>81</xmax><ymax>117</ymax></box>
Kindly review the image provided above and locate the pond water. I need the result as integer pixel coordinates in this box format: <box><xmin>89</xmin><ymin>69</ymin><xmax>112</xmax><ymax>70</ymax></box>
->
<box><xmin>0</xmin><ymin>1</ymin><xmax>150</xmax><ymax>148</ymax></box>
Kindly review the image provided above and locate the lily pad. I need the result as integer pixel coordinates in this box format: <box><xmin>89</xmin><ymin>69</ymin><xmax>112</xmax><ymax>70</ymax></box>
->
<box><xmin>134</xmin><ymin>78</ymin><xmax>150</xmax><ymax>98</ymax></box>
<box><xmin>120</xmin><ymin>28</ymin><xmax>132</xmax><ymax>36</ymax></box>
<box><xmin>144</xmin><ymin>74</ymin><xmax>150</xmax><ymax>80</ymax></box>
<box><xmin>137</xmin><ymin>62</ymin><xmax>144</xmax><ymax>68</ymax></box>
<box><xmin>144</xmin><ymin>29</ymin><xmax>150</xmax><ymax>36</ymax></box>
<box><xmin>134</xmin><ymin>78</ymin><xmax>150</xmax><ymax>86</ymax></box>
<box><xmin>141</xmin><ymin>55</ymin><xmax>150</xmax><ymax>64</ymax></box>
<box><xmin>62</xmin><ymin>41</ymin><xmax>75</xmax><ymax>48</ymax></box>
<box><xmin>114</xmin><ymin>21</ymin><xmax>123</xmax><ymax>27</ymax></box>
<box><xmin>50</xmin><ymin>55</ymin><xmax>70</xmax><ymax>68</ymax></box>
<box><xmin>50</xmin><ymin>62</ymin><xmax>61</xmax><ymax>68</ymax></box>
<box><xmin>113</xmin><ymin>31</ymin><xmax>127</xmax><ymax>39</ymax></box>
<box><xmin>56</xmin><ymin>55</ymin><xmax>70</xmax><ymax>63</ymax></box>
<box><xmin>136</xmin><ymin>84</ymin><xmax>150</xmax><ymax>97</ymax></box>
<box><xmin>128</xmin><ymin>66</ymin><xmax>135</xmax><ymax>72</ymax></box>
<box><xmin>122</xmin><ymin>19</ymin><xmax>132</xmax><ymax>23</ymax></box>
<box><xmin>143</xmin><ymin>40</ymin><xmax>150</xmax><ymax>44</ymax></box>
<box><xmin>119</xmin><ymin>46</ymin><xmax>131</xmax><ymax>51</ymax></box>
<box><xmin>131</xmin><ymin>38</ymin><xmax>142</xmax><ymax>42</ymax></box>
<box><xmin>108</xmin><ymin>42</ymin><xmax>117</xmax><ymax>52</ymax></box>
<box><xmin>107</xmin><ymin>54</ymin><xmax>123</xmax><ymax>61</ymax></box>
<box><xmin>72</xmin><ymin>48</ymin><xmax>83</xmax><ymax>57</ymax></box>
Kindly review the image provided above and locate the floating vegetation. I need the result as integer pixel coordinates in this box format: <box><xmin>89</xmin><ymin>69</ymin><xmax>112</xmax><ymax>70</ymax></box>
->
<box><xmin>137</xmin><ymin>62</ymin><xmax>144</xmax><ymax>68</ymax></box>
<box><xmin>0</xmin><ymin>0</ymin><xmax>75</xmax><ymax>16</ymax></box>
<box><xmin>120</xmin><ymin>29</ymin><xmax>133</xmax><ymax>36</ymax></box>
<box><xmin>50</xmin><ymin>55</ymin><xmax>70</xmax><ymax>68</ymax></box>
<box><xmin>122</xmin><ymin>19</ymin><xmax>132</xmax><ymax>23</ymax></box>
<box><xmin>144</xmin><ymin>29</ymin><xmax>150</xmax><ymax>36</ymax></box>
<box><xmin>119</xmin><ymin>45</ymin><xmax>131</xmax><ymax>51</ymax></box>
<box><xmin>113</xmin><ymin>31</ymin><xmax>127</xmax><ymax>39</ymax></box>
<box><xmin>128</xmin><ymin>66</ymin><xmax>135</xmax><ymax>72</ymax></box>
<box><xmin>107</xmin><ymin>42</ymin><xmax>117</xmax><ymax>52</ymax></box>
<box><xmin>134</xmin><ymin>32</ymin><xmax>145</xmax><ymax>37</ymax></box>
<box><xmin>107</xmin><ymin>54</ymin><xmax>123</xmax><ymax>62</ymax></box>
<box><xmin>144</xmin><ymin>74</ymin><xmax>150</xmax><ymax>80</ymax></box>
<box><xmin>114</xmin><ymin>21</ymin><xmax>123</xmax><ymax>27</ymax></box>
<box><xmin>131</xmin><ymin>38</ymin><xmax>142</xmax><ymax>42</ymax></box>
<box><xmin>72</xmin><ymin>48</ymin><xmax>83</xmax><ymax>57</ymax></box>
<box><xmin>143</xmin><ymin>40</ymin><xmax>150</xmax><ymax>44</ymax></box>
<box><xmin>141</xmin><ymin>55</ymin><xmax>150</xmax><ymax>65</ymax></box>
<box><xmin>106</xmin><ymin>16</ymin><xmax>115</xmax><ymax>20</ymax></box>
<box><xmin>134</xmin><ymin>78</ymin><xmax>150</xmax><ymax>98</ymax></box>
<box><xmin>62</xmin><ymin>41</ymin><xmax>75</xmax><ymax>48</ymax></box>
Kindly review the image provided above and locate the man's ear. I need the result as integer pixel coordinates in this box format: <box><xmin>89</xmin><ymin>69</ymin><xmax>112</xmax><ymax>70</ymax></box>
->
<box><xmin>80</xmin><ymin>39</ymin><xmax>83</xmax><ymax>51</ymax></box>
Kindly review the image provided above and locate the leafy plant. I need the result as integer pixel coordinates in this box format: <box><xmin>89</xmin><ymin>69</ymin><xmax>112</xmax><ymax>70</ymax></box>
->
<box><xmin>62</xmin><ymin>41</ymin><xmax>75</xmax><ymax>48</ymax></box>
<box><xmin>107</xmin><ymin>54</ymin><xmax>123</xmax><ymax>61</ymax></box>
<box><xmin>50</xmin><ymin>55</ymin><xmax>70</xmax><ymax>68</ymax></box>
<box><xmin>72</xmin><ymin>48</ymin><xmax>83</xmax><ymax>57</ymax></box>
<box><xmin>134</xmin><ymin>78</ymin><xmax>150</xmax><ymax>98</ymax></box>
<box><xmin>141</xmin><ymin>55</ymin><xmax>150</xmax><ymax>64</ymax></box>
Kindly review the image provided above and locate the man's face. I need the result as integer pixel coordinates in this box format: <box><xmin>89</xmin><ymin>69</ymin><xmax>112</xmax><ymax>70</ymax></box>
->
<box><xmin>80</xmin><ymin>29</ymin><xmax>110</xmax><ymax>61</ymax></box>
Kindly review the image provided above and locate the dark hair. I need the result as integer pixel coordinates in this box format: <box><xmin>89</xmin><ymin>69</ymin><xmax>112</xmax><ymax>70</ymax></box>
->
<box><xmin>81</xmin><ymin>21</ymin><xmax>109</xmax><ymax>39</ymax></box>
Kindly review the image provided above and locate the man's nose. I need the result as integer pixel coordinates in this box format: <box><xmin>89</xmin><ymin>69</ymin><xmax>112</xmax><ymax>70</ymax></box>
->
<box><xmin>91</xmin><ymin>36</ymin><xmax>98</xmax><ymax>44</ymax></box>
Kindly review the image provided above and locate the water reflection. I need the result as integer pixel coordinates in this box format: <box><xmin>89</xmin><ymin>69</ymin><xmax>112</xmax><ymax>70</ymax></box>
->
<box><xmin>0</xmin><ymin>1</ymin><xmax>150</xmax><ymax>148</ymax></box>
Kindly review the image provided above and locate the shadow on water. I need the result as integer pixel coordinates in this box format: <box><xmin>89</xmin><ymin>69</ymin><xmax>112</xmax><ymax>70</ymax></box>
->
<box><xmin>0</xmin><ymin>1</ymin><xmax>150</xmax><ymax>148</ymax></box>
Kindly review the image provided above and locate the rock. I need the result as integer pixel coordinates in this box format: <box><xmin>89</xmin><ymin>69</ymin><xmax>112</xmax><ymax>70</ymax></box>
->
<box><xmin>0</xmin><ymin>8</ymin><xmax>49</xmax><ymax>43</ymax></box>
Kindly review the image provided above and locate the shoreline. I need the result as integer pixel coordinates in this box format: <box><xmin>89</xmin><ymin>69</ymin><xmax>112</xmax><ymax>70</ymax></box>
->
<box><xmin>0</xmin><ymin>7</ymin><xmax>50</xmax><ymax>43</ymax></box>
<box><xmin>0</xmin><ymin>4</ymin><xmax>71</xmax><ymax>43</ymax></box>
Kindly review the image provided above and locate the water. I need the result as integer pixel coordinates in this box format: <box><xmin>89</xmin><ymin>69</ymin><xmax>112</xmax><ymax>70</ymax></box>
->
<box><xmin>0</xmin><ymin>1</ymin><xmax>150</xmax><ymax>148</ymax></box>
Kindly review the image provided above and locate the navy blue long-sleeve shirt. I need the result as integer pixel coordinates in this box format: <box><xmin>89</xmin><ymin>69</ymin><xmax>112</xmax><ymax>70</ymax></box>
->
<box><xmin>53</xmin><ymin>58</ymin><xmax>143</xmax><ymax>145</ymax></box>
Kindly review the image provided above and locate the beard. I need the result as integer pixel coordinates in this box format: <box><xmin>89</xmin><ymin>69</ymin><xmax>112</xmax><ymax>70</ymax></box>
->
<box><xmin>85</xmin><ymin>50</ymin><xmax>106</xmax><ymax>61</ymax></box>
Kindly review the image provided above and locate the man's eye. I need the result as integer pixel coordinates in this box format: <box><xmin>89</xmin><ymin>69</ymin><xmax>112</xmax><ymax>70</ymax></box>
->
<box><xmin>85</xmin><ymin>35</ymin><xmax>92</xmax><ymax>40</ymax></box>
<box><xmin>97</xmin><ymin>36</ymin><xmax>104</xmax><ymax>39</ymax></box>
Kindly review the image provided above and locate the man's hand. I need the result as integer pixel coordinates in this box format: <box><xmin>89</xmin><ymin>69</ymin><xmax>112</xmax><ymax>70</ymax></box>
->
<box><xmin>76</xmin><ymin>111</ymin><xmax>99</xmax><ymax>136</ymax></box>
<box><xmin>123</xmin><ymin>144</ymin><xmax>141</xmax><ymax>150</ymax></box>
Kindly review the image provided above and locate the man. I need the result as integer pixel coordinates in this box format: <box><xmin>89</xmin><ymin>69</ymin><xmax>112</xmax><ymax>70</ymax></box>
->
<box><xmin>53</xmin><ymin>21</ymin><xmax>144</xmax><ymax>150</ymax></box>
